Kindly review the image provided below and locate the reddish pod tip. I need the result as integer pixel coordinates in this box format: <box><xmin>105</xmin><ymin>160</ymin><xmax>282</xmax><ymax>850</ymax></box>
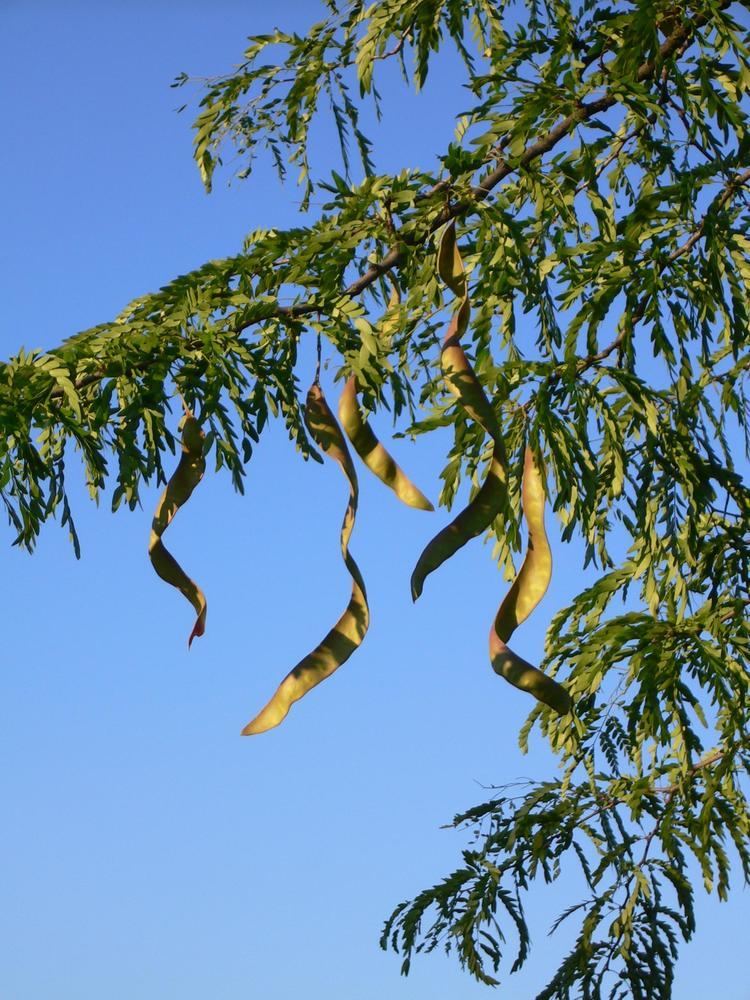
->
<box><xmin>188</xmin><ymin>617</ymin><xmax>206</xmax><ymax>649</ymax></box>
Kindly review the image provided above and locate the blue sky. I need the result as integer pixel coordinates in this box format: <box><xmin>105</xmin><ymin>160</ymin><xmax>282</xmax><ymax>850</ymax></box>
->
<box><xmin>1</xmin><ymin>4</ymin><xmax>747</xmax><ymax>999</ymax></box>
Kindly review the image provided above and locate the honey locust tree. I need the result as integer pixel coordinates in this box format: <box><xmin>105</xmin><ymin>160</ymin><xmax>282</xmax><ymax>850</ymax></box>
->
<box><xmin>3</xmin><ymin>1</ymin><xmax>750</xmax><ymax>996</ymax></box>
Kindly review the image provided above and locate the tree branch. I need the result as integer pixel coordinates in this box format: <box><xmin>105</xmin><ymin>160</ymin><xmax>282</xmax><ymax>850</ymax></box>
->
<box><xmin>35</xmin><ymin>2</ymin><xmax>735</xmax><ymax>403</ymax></box>
<box><xmin>576</xmin><ymin>164</ymin><xmax>750</xmax><ymax>371</ymax></box>
<box><xmin>247</xmin><ymin>2</ymin><xmax>734</xmax><ymax>319</ymax></box>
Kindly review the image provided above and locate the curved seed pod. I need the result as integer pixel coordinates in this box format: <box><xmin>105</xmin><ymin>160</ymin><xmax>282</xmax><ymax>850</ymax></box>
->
<box><xmin>148</xmin><ymin>413</ymin><xmax>207</xmax><ymax>647</ymax></box>
<box><xmin>495</xmin><ymin>448</ymin><xmax>553</xmax><ymax>638</ymax></box>
<box><xmin>437</xmin><ymin>218</ymin><xmax>467</xmax><ymax>298</ymax></box>
<box><xmin>411</xmin><ymin>222</ymin><xmax>508</xmax><ymax>600</ymax></box>
<box><xmin>242</xmin><ymin>382</ymin><xmax>370</xmax><ymax>735</ymax></box>
<box><xmin>338</xmin><ymin>375</ymin><xmax>434</xmax><ymax>511</ymax></box>
<box><xmin>441</xmin><ymin>308</ymin><xmax>507</xmax><ymax>443</ymax></box>
<box><xmin>488</xmin><ymin>632</ymin><xmax>571</xmax><ymax>714</ymax></box>
<box><xmin>489</xmin><ymin>448</ymin><xmax>571</xmax><ymax>715</ymax></box>
<box><xmin>410</xmin><ymin>447</ymin><xmax>507</xmax><ymax>601</ymax></box>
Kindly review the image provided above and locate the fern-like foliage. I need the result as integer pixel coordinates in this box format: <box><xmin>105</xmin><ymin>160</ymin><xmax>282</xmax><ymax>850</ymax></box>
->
<box><xmin>3</xmin><ymin>1</ymin><xmax>750</xmax><ymax>995</ymax></box>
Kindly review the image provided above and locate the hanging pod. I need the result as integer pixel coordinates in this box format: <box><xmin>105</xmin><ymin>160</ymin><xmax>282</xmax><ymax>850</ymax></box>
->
<box><xmin>338</xmin><ymin>375</ymin><xmax>434</xmax><ymax>511</ymax></box>
<box><xmin>489</xmin><ymin>448</ymin><xmax>571</xmax><ymax>715</ymax></box>
<box><xmin>411</xmin><ymin>221</ymin><xmax>509</xmax><ymax>600</ymax></box>
<box><xmin>242</xmin><ymin>382</ymin><xmax>370</xmax><ymax>735</ymax></box>
<box><xmin>148</xmin><ymin>410</ymin><xmax>207</xmax><ymax>647</ymax></box>
<box><xmin>338</xmin><ymin>283</ymin><xmax>433</xmax><ymax>511</ymax></box>
<box><xmin>413</xmin><ymin>221</ymin><xmax>570</xmax><ymax>713</ymax></box>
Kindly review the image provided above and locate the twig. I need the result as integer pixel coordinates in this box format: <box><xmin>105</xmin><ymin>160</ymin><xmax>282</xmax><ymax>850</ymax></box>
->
<box><xmin>376</xmin><ymin>24</ymin><xmax>413</xmax><ymax>62</ymax></box>
<box><xmin>39</xmin><ymin>4</ymin><xmax>733</xmax><ymax>403</ymax></box>
<box><xmin>241</xmin><ymin>3</ymin><xmax>733</xmax><ymax>320</ymax></box>
<box><xmin>575</xmin><ymin>165</ymin><xmax>750</xmax><ymax>373</ymax></box>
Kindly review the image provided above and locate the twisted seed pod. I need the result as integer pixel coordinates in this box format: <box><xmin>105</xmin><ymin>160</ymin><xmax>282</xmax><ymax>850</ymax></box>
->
<box><xmin>410</xmin><ymin>443</ymin><xmax>507</xmax><ymax>600</ymax></box>
<box><xmin>495</xmin><ymin>448</ymin><xmax>553</xmax><ymax>635</ymax></box>
<box><xmin>242</xmin><ymin>382</ymin><xmax>370</xmax><ymax>735</ymax></box>
<box><xmin>489</xmin><ymin>448</ymin><xmax>571</xmax><ymax>715</ymax></box>
<box><xmin>338</xmin><ymin>375</ymin><xmax>434</xmax><ymax>511</ymax></box>
<box><xmin>437</xmin><ymin>216</ymin><xmax>467</xmax><ymax>298</ymax></box>
<box><xmin>148</xmin><ymin>413</ymin><xmax>207</xmax><ymax>647</ymax></box>
<box><xmin>411</xmin><ymin>222</ymin><xmax>508</xmax><ymax>600</ymax></box>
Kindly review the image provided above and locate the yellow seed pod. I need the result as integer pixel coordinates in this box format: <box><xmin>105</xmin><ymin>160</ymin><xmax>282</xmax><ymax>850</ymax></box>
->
<box><xmin>339</xmin><ymin>376</ymin><xmax>434</xmax><ymax>511</ymax></box>
<box><xmin>148</xmin><ymin>412</ymin><xmax>207</xmax><ymax>647</ymax></box>
<box><xmin>494</xmin><ymin>448</ymin><xmax>553</xmax><ymax>639</ymax></box>
<box><xmin>242</xmin><ymin>382</ymin><xmax>370</xmax><ymax>735</ymax></box>
<box><xmin>488</xmin><ymin>630</ymin><xmax>571</xmax><ymax>715</ymax></box>
<box><xmin>437</xmin><ymin>219</ymin><xmax>467</xmax><ymax>298</ymax></box>
<box><xmin>411</xmin><ymin>222</ymin><xmax>508</xmax><ymax>599</ymax></box>
<box><xmin>489</xmin><ymin>448</ymin><xmax>570</xmax><ymax>715</ymax></box>
<box><xmin>410</xmin><ymin>446</ymin><xmax>507</xmax><ymax>600</ymax></box>
<box><xmin>416</xmin><ymin>221</ymin><xmax>570</xmax><ymax>713</ymax></box>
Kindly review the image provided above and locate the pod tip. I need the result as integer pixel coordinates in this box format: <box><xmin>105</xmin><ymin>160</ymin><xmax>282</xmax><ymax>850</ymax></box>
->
<box><xmin>187</xmin><ymin>613</ymin><xmax>206</xmax><ymax>649</ymax></box>
<box><xmin>241</xmin><ymin>715</ymin><xmax>271</xmax><ymax>736</ymax></box>
<box><xmin>403</xmin><ymin>487</ymin><xmax>435</xmax><ymax>512</ymax></box>
<box><xmin>241</xmin><ymin>699</ymin><xmax>290</xmax><ymax>735</ymax></box>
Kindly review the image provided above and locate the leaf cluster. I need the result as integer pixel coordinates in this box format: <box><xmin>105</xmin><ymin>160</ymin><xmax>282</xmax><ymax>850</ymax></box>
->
<box><xmin>4</xmin><ymin>1</ymin><xmax>750</xmax><ymax>995</ymax></box>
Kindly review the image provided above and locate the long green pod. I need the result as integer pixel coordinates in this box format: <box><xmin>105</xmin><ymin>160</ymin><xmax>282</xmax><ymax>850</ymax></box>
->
<box><xmin>242</xmin><ymin>382</ymin><xmax>370</xmax><ymax>735</ymax></box>
<box><xmin>411</xmin><ymin>222</ymin><xmax>508</xmax><ymax>600</ymax></box>
<box><xmin>148</xmin><ymin>413</ymin><xmax>207</xmax><ymax>647</ymax></box>
<box><xmin>338</xmin><ymin>375</ymin><xmax>434</xmax><ymax>511</ymax></box>
<box><xmin>489</xmin><ymin>448</ymin><xmax>571</xmax><ymax>714</ymax></box>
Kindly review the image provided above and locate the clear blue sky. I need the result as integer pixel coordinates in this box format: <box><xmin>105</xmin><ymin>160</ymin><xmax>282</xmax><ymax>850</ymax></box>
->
<box><xmin>1</xmin><ymin>4</ymin><xmax>747</xmax><ymax>999</ymax></box>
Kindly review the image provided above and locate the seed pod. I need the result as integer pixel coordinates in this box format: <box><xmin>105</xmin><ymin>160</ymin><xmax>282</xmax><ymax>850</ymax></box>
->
<box><xmin>437</xmin><ymin>218</ymin><xmax>467</xmax><ymax>298</ymax></box>
<box><xmin>411</xmin><ymin>448</ymin><xmax>507</xmax><ymax>600</ymax></box>
<box><xmin>148</xmin><ymin>412</ymin><xmax>207</xmax><ymax>647</ymax></box>
<box><xmin>495</xmin><ymin>448</ymin><xmax>553</xmax><ymax>638</ymax></box>
<box><xmin>440</xmin><ymin>304</ymin><xmax>500</xmax><ymax>434</ymax></box>
<box><xmin>488</xmin><ymin>632</ymin><xmax>571</xmax><ymax>714</ymax></box>
<box><xmin>338</xmin><ymin>375</ymin><xmax>434</xmax><ymax>511</ymax></box>
<box><xmin>418</xmin><ymin>221</ymin><xmax>569</xmax><ymax>712</ymax></box>
<box><xmin>489</xmin><ymin>448</ymin><xmax>571</xmax><ymax>715</ymax></box>
<box><xmin>242</xmin><ymin>382</ymin><xmax>370</xmax><ymax>735</ymax></box>
<box><xmin>411</xmin><ymin>222</ymin><xmax>508</xmax><ymax>600</ymax></box>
